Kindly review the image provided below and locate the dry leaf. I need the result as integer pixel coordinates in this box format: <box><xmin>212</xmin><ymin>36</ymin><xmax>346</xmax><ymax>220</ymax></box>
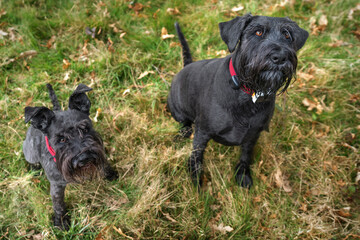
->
<box><xmin>348</xmin><ymin>4</ymin><xmax>360</xmax><ymax>20</ymax></box>
<box><xmin>170</xmin><ymin>42</ymin><xmax>181</xmax><ymax>47</ymax></box>
<box><xmin>161</xmin><ymin>27</ymin><xmax>175</xmax><ymax>40</ymax></box>
<box><xmin>128</xmin><ymin>2</ymin><xmax>143</xmax><ymax>12</ymax></box>
<box><xmin>310</xmin><ymin>14</ymin><xmax>328</xmax><ymax>35</ymax></box>
<box><xmin>302</xmin><ymin>97</ymin><xmax>324</xmax><ymax>114</ymax></box>
<box><xmin>212</xmin><ymin>223</ymin><xmax>234</xmax><ymax>234</ymax></box>
<box><xmin>62</xmin><ymin>59</ymin><xmax>71</xmax><ymax>70</ymax></box>
<box><xmin>0</xmin><ymin>29</ymin><xmax>8</xmax><ymax>39</ymax></box>
<box><xmin>216</xmin><ymin>50</ymin><xmax>227</xmax><ymax>57</ymax></box>
<box><xmin>299</xmin><ymin>203</ymin><xmax>307</xmax><ymax>212</ymax></box>
<box><xmin>64</xmin><ymin>71</ymin><xmax>71</xmax><ymax>81</ymax></box>
<box><xmin>167</xmin><ymin>7</ymin><xmax>181</xmax><ymax>15</ymax></box>
<box><xmin>274</xmin><ymin>168</ymin><xmax>292</xmax><ymax>192</ymax></box>
<box><xmin>93</xmin><ymin>108</ymin><xmax>101</xmax><ymax>122</ymax></box>
<box><xmin>0</xmin><ymin>9</ymin><xmax>6</xmax><ymax>17</ymax></box>
<box><xmin>46</xmin><ymin>35</ymin><xmax>56</xmax><ymax>49</ymax></box>
<box><xmin>297</xmin><ymin>71</ymin><xmax>315</xmax><ymax>81</ymax></box>
<box><xmin>253</xmin><ymin>195</ymin><xmax>261</xmax><ymax>203</ymax></box>
<box><xmin>25</xmin><ymin>97</ymin><xmax>33</xmax><ymax>106</ymax></box>
<box><xmin>137</xmin><ymin>70</ymin><xmax>155</xmax><ymax>80</ymax></box>
<box><xmin>231</xmin><ymin>4</ymin><xmax>244</xmax><ymax>12</ymax></box>
<box><xmin>355</xmin><ymin>172</ymin><xmax>360</xmax><ymax>184</ymax></box>
<box><xmin>336</xmin><ymin>208</ymin><xmax>351</xmax><ymax>218</ymax></box>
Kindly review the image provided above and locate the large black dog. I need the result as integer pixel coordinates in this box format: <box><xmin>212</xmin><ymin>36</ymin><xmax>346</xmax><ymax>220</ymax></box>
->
<box><xmin>23</xmin><ymin>84</ymin><xmax>118</xmax><ymax>230</ymax></box>
<box><xmin>167</xmin><ymin>14</ymin><xmax>308</xmax><ymax>188</ymax></box>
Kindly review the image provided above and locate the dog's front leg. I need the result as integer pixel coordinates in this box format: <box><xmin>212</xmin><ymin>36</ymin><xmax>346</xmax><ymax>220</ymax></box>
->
<box><xmin>235</xmin><ymin>131</ymin><xmax>261</xmax><ymax>189</ymax></box>
<box><xmin>50</xmin><ymin>183</ymin><xmax>70</xmax><ymax>230</ymax></box>
<box><xmin>188</xmin><ymin>128</ymin><xmax>210</xmax><ymax>187</ymax></box>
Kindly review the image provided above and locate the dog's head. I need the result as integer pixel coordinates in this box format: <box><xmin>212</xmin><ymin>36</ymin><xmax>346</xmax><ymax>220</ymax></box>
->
<box><xmin>219</xmin><ymin>14</ymin><xmax>308</xmax><ymax>95</ymax></box>
<box><xmin>24</xmin><ymin>84</ymin><xmax>106</xmax><ymax>183</ymax></box>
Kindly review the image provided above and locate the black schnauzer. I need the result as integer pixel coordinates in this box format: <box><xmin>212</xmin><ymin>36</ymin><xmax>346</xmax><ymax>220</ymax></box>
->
<box><xmin>167</xmin><ymin>14</ymin><xmax>308</xmax><ymax>188</ymax></box>
<box><xmin>23</xmin><ymin>84</ymin><xmax>118</xmax><ymax>230</ymax></box>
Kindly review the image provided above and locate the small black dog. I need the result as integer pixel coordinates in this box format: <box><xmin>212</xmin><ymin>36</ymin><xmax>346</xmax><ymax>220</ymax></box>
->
<box><xmin>167</xmin><ymin>14</ymin><xmax>308</xmax><ymax>188</ymax></box>
<box><xmin>23</xmin><ymin>84</ymin><xmax>118</xmax><ymax>230</ymax></box>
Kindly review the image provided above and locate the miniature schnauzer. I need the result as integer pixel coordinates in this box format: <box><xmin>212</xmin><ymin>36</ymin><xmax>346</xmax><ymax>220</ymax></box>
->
<box><xmin>23</xmin><ymin>84</ymin><xmax>118</xmax><ymax>230</ymax></box>
<box><xmin>167</xmin><ymin>14</ymin><xmax>308</xmax><ymax>188</ymax></box>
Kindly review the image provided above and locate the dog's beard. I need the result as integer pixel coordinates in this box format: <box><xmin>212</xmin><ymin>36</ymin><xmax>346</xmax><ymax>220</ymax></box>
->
<box><xmin>55</xmin><ymin>133</ymin><xmax>107</xmax><ymax>183</ymax></box>
<box><xmin>236</xmin><ymin>42</ymin><xmax>297</xmax><ymax>95</ymax></box>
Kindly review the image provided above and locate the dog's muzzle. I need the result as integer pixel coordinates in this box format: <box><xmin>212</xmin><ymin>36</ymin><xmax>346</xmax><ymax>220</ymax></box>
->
<box><xmin>72</xmin><ymin>151</ymin><xmax>97</xmax><ymax>169</ymax></box>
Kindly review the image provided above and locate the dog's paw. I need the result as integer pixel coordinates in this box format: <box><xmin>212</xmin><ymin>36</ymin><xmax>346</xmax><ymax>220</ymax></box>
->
<box><xmin>105</xmin><ymin>167</ymin><xmax>119</xmax><ymax>181</ymax></box>
<box><xmin>53</xmin><ymin>214</ymin><xmax>70</xmax><ymax>231</ymax></box>
<box><xmin>28</xmin><ymin>163</ymin><xmax>42</xmax><ymax>172</ymax></box>
<box><xmin>235</xmin><ymin>166</ymin><xmax>253</xmax><ymax>189</ymax></box>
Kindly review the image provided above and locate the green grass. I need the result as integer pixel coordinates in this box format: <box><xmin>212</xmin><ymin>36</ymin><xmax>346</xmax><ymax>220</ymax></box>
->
<box><xmin>1</xmin><ymin>0</ymin><xmax>359</xmax><ymax>239</ymax></box>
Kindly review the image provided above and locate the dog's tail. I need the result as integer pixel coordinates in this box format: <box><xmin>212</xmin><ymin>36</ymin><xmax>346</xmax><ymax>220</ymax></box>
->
<box><xmin>175</xmin><ymin>22</ymin><xmax>192</xmax><ymax>67</ymax></box>
<box><xmin>46</xmin><ymin>84</ymin><xmax>61</xmax><ymax>111</ymax></box>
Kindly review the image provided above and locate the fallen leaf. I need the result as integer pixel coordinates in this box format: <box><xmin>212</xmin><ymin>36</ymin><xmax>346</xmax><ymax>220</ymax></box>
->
<box><xmin>93</xmin><ymin>108</ymin><xmax>101</xmax><ymax>122</ymax></box>
<box><xmin>123</xmin><ymin>89</ymin><xmax>130</xmax><ymax>96</ymax></box>
<box><xmin>0</xmin><ymin>9</ymin><xmax>6</xmax><ymax>18</ymax></box>
<box><xmin>297</xmin><ymin>71</ymin><xmax>315</xmax><ymax>81</ymax></box>
<box><xmin>46</xmin><ymin>35</ymin><xmax>56</xmax><ymax>49</ymax></box>
<box><xmin>25</xmin><ymin>97</ymin><xmax>33</xmax><ymax>106</ymax></box>
<box><xmin>64</xmin><ymin>71</ymin><xmax>71</xmax><ymax>81</ymax></box>
<box><xmin>161</xmin><ymin>27</ymin><xmax>175</xmax><ymax>40</ymax></box>
<box><xmin>170</xmin><ymin>42</ymin><xmax>181</xmax><ymax>47</ymax></box>
<box><xmin>120</xmin><ymin>32</ymin><xmax>126</xmax><ymax>38</ymax></box>
<box><xmin>167</xmin><ymin>7</ymin><xmax>181</xmax><ymax>15</ymax></box>
<box><xmin>299</xmin><ymin>203</ymin><xmax>307</xmax><ymax>212</ymax></box>
<box><xmin>355</xmin><ymin>172</ymin><xmax>360</xmax><ymax>184</ymax></box>
<box><xmin>337</xmin><ymin>179</ymin><xmax>347</xmax><ymax>187</ymax></box>
<box><xmin>216</xmin><ymin>50</ymin><xmax>227</xmax><ymax>57</ymax></box>
<box><xmin>274</xmin><ymin>168</ymin><xmax>292</xmax><ymax>192</ymax></box>
<box><xmin>231</xmin><ymin>4</ymin><xmax>244</xmax><ymax>12</ymax></box>
<box><xmin>212</xmin><ymin>223</ymin><xmax>234</xmax><ymax>234</ymax></box>
<box><xmin>128</xmin><ymin>2</ymin><xmax>143</xmax><ymax>12</ymax></box>
<box><xmin>348</xmin><ymin>4</ymin><xmax>360</xmax><ymax>20</ymax></box>
<box><xmin>336</xmin><ymin>207</ymin><xmax>351</xmax><ymax>218</ymax></box>
<box><xmin>253</xmin><ymin>195</ymin><xmax>261</xmax><ymax>203</ymax></box>
<box><xmin>137</xmin><ymin>70</ymin><xmax>155</xmax><ymax>80</ymax></box>
<box><xmin>0</xmin><ymin>29</ymin><xmax>8</xmax><ymax>39</ymax></box>
<box><xmin>302</xmin><ymin>97</ymin><xmax>324</xmax><ymax>114</ymax></box>
<box><xmin>7</xmin><ymin>27</ymin><xmax>17</xmax><ymax>41</ymax></box>
<box><xmin>62</xmin><ymin>59</ymin><xmax>71</xmax><ymax>70</ymax></box>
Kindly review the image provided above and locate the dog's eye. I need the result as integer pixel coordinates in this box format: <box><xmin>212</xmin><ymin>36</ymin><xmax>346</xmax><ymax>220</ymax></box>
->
<box><xmin>255</xmin><ymin>30</ymin><xmax>263</xmax><ymax>37</ymax></box>
<box><xmin>283</xmin><ymin>30</ymin><xmax>291</xmax><ymax>40</ymax></box>
<box><xmin>59</xmin><ymin>137</ymin><xmax>67</xmax><ymax>143</ymax></box>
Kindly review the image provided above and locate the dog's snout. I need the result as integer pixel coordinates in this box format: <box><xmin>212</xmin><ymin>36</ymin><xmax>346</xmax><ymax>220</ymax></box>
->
<box><xmin>72</xmin><ymin>152</ymin><xmax>94</xmax><ymax>169</ymax></box>
<box><xmin>270</xmin><ymin>52</ymin><xmax>287</xmax><ymax>65</ymax></box>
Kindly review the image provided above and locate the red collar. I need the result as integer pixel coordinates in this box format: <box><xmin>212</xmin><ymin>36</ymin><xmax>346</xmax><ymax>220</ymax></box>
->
<box><xmin>229</xmin><ymin>58</ymin><xmax>253</xmax><ymax>95</ymax></box>
<box><xmin>45</xmin><ymin>136</ymin><xmax>56</xmax><ymax>162</ymax></box>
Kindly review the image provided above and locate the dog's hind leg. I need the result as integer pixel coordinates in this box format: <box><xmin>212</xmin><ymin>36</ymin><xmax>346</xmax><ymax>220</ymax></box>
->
<box><xmin>188</xmin><ymin>128</ymin><xmax>210</xmax><ymax>187</ymax></box>
<box><xmin>50</xmin><ymin>183</ymin><xmax>70</xmax><ymax>230</ymax></box>
<box><xmin>235</xmin><ymin>131</ymin><xmax>261</xmax><ymax>189</ymax></box>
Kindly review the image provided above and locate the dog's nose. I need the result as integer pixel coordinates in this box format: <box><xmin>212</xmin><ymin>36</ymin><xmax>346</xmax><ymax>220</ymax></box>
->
<box><xmin>72</xmin><ymin>153</ymin><xmax>92</xmax><ymax>169</ymax></box>
<box><xmin>270</xmin><ymin>53</ymin><xmax>287</xmax><ymax>65</ymax></box>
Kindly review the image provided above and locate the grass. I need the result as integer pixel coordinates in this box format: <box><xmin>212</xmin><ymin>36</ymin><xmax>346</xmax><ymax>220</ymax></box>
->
<box><xmin>0</xmin><ymin>0</ymin><xmax>359</xmax><ymax>239</ymax></box>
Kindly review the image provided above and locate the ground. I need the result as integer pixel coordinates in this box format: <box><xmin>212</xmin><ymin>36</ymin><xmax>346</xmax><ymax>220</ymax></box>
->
<box><xmin>0</xmin><ymin>0</ymin><xmax>359</xmax><ymax>239</ymax></box>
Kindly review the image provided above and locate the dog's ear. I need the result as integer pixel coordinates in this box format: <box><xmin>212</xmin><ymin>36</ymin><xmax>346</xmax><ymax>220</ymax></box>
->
<box><xmin>219</xmin><ymin>13</ymin><xmax>253</xmax><ymax>52</ymax></box>
<box><xmin>292</xmin><ymin>25</ymin><xmax>309</xmax><ymax>51</ymax></box>
<box><xmin>286</xmin><ymin>18</ymin><xmax>309</xmax><ymax>51</ymax></box>
<box><xmin>69</xmin><ymin>84</ymin><xmax>92</xmax><ymax>115</ymax></box>
<box><xmin>25</xmin><ymin>106</ymin><xmax>55</xmax><ymax>132</ymax></box>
